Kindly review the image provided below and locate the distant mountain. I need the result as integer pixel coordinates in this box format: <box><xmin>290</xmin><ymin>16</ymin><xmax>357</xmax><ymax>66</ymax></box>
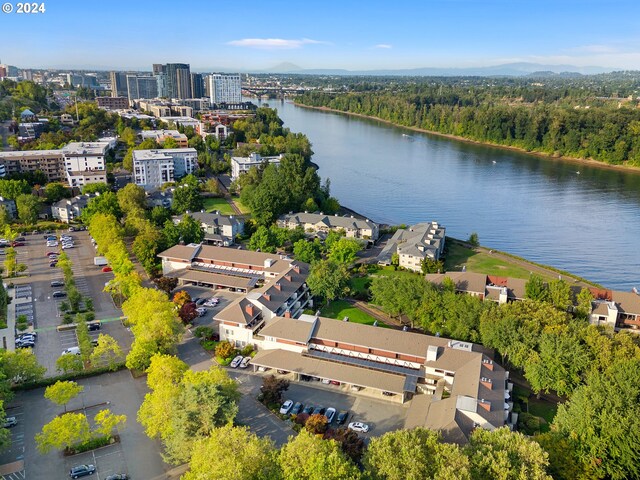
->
<box><xmin>256</xmin><ymin>62</ymin><xmax>615</xmax><ymax>77</ymax></box>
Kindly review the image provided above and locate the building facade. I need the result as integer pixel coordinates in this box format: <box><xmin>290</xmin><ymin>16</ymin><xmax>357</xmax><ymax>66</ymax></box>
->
<box><xmin>0</xmin><ymin>150</ymin><xmax>65</xmax><ymax>181</ymax></box>
<box><xmin>51</xmin><ymin>193</ymin><xmax>99</xmax><ymax>223</ymax></box>
<box><xmin>278</xmin><ymin>212</ymin><xmax>379</xmax><ymax>242</ymax></box>
<box><xmin>378</xmin><ymin>222</ymin><xmax>446</xmax><ymax>272</ymax></box>
<box><xmin>109</xmin><ymin>71</ymin><xmax>128</xmax><ymax>97</ymax></box>
<box><xmin>96</xmin><ymin>96</ymin><xmax>129</xmax><ymax>110</ymax></box>
<box><xmin>132</xmin><ymin>148</ymin><xmax>197</xmax><ymax>188</ymax></box>
<box><xmin>139</xmin><ymin>129</ymin><xmax>188</xmax><ymax>147</ymax></box>
<box><xmin>61</xmin><ymin>142</ymin><xmax>110</xmax><ymax>188</ymax></box>
<box><xmin>208</xmin><ymin>74</ymin><xmax>242</xmax><ymax>104</ymax></box>
<box><xmin>191</xmin><ymin>73</ymin><xmax>204</xmax><ymax>99</ymax></box>
<box><xmin>126</xmin><ymin>75</ymin><xmax>158</xmax><ymax>101</ymax></box>
<box><xmin>231</xmin><ymin>152</ymin><xmax>283</xmax><ymax>180</ymax></box>
<box><xmin>173</xmin><ymin>211</ymin><xmax>244</xmax><ymax>246</ymax></box>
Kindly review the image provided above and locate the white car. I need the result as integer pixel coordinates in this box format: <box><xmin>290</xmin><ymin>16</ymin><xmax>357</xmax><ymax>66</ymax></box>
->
<box><xmin>279</xmin><ymin>400</ymin><xmax>294</xmax><ymax>414</ymax></box>
<box><xmin>61</xmin><ymin>244</ymin><xmax>74</xmax><ymax>250</ymax></box>
<box><xmin>195</xmin><ymin>307</ymin><xmax>207</xmax><ymax>317</ymax></box>
<box><xmin>61</xmin><ymin>346</ymin><xmax>81</xmax><ymax>356</ymax></box>
<box><xmin>239</xmin><ymin>356</ymin><xmax>251</xmax><ymax>368</ymax></box>
<box><xmin>348</xmin><ymin>422</ymin><xmax>370</xmax><ymax>433</ymax></box>
<box><xmin>229</xmin><ymin>355</ymin><xmax>243</xmax><ymax>368</ymax></box>
<box><xmin>204</xmin><ymin>297</ymin><xmax>219</xmax><ymax>307</ymax></box>
<box><xmin>46</xmin><ymin>241</ymin><xmax>58</xmax><ymax>246</ymax></box>
<box><xmin>325</xmin><ymin>407</ymin><xmax>337</xmax><ymax>423</ymax></box>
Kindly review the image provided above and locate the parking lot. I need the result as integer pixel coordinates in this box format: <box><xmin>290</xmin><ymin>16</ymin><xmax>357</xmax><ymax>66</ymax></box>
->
<box><xmin>9</xmin><ymin>230</ymin><xmax>130</xmax><ymax>376</ymax></box>
<box><xmin>173</xmin><ymin>285</ymin><xmax>242</xmax><ymax>328</ymax></box>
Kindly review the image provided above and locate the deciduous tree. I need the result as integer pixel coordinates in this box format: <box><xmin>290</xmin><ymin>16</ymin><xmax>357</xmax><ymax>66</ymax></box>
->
<box><xmin>328</xmin><ymin>238</ymin><xmax>362</xmax><ymax>265</ymax></box>
<box><xmin>16</xmin><ymin>194</ymin><xmax>40</xmax><ymax>225</ymax></box>
<box><xmin>44</xmin><ymin>381</ymin><xmax>83</xmax><ymax>412</ymax></box>
<box><xmin>93</xmin><ymin>409</ymin><xmax>126</xmax><ymax>438</ymax></box>
<box><xmin>35</xmin><ymin>413</ymin><xmax>91</xmax><ymax>453</ymax></box>
<box><xmin>89</xmin><ymin>334</ymin><xmax>123</xmax><ymax>371</ymax></box>
<box><xmin>307</xmin><ymin>260</ymin><xmax>350</xmax><ymax>304</ymax></box>
<box><xmin>260</xmin><ymin>375</ymin><xmax>289</xmax><ymax>405</ymax></box>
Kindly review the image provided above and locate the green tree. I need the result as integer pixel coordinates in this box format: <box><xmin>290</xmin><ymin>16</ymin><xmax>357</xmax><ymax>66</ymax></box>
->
<box><xmin>534</xmin><ymin>432</ymin><xmax>594</xmax><ymax>480</ymax></box>
<box><xmin>44</xmin><ymin>381</ymin><xmax>83</xmax><ymax>412</ymax></box>
<box><xmin>524</xmin><ymin>274</ymin><xmax>550</xmax><ymax>302</ymax></box>
<box><xmin>173</xmin><ymin>184</ymin><xmax>203</xmax><ymax>214</ymax></box>
<box><xmin>575</xmin><ymin>288</ymin><xmax>594</xmax><ymax>319</ymax></box>
<box><xmin>328</xmin><ymin>238</ymin><xmax>362</xmax><ymax>265</ymax></box>
<box><xmin>93</xmin><ymin>409</ymin><xmax>126</xmax><ymax>438</ymax></box>
<box><xmin>81</xmin><ymin>191</ymin><xmax>122</xmax><ymax>223</ymax></box>
<box><xmin>1</xmin><ymin>349</ymin><xmax>46</xmax><ymax>383</ymax></box>
<box><xmin>81</xmin><ymin>182</ymin><xmax>110</xmax><ymax>194</ymax></box>
<box><xmin>279</xmin><ymin>430</ymin><xmax>361</xmax><ymax>480</ymax></box>
<box><xmin>179</xmin><ymin>214</ymin><xmax>204</xmax><ymax>244</ymax></box>
<box><xmin>183</xmin><ymin>424</ymin><xmax>280</xmax><ymax>480</ymax></box>
<box><xmin>554</xmin><ymin>359</ymin><xmax>640</xmax><ymax>479</ymax></box>
<box><xmin>548</xmin><ymin>278</ymin><xmax>572</xmax><ymax>311</ymax></box>
<box><xmin>468</xmin><ymin>232</ymin><xmax>480</xmax><ymax>246</ymax></box>
<box><xmin>89</xmin><ymin>334</ymin><xmax>123</xmax><ymax>371</ymax></box>
<box><xmin>150</xmin><ymin>205</ymin><xmax>171</xmax><ymax>227</ymax></box>
<box><xmin>293</xmin><ymin>238</ymin><xmax>322</xmax><ymax>264</ymax></box>
<box><xmin>0</xmin><ymin>179</ymin><xmax>30</xmax><ymax>200</ymax></box>
<box><xmin>421</xmin><ymin>257</ymin><xmax>444</xmax><ymax>274</ymax></box>
<box><xmin>249</xmin><ymin>225</ymin><xmax>278</xmax><ymax>253</ymax></box>
<box><xmin>306</xmin><ymin>260</ymin><xmax>350</xmax><ymax>304</ymax></box>
<box><xmin>56</xmin><ymin>352</ymin><xmax>84</xmax><ymax>374</ymax></box>
<box><xmin>44</xmin><ymin>182</ymin><xmax>71</xmax><ymax>203</ymax></box>
<box><xmin>363</xmin><ymin>428</ymin><xmax>471</xmax><ymax>480</ymax></box>
<box><xmin>116</xmin><ymin>183</ymin><xmax>146</xmax><ymax>216</ymax></box>
<box><xmin>16</xmin><ymin>194</ymin><xmax>40</xmax><ymax>225</ymax></box>
<box><xmin>465</xmin><ymin>427</ymin><xmax>552</xmax><ymax>480</ymax></box>
<box><xmin>35</xmin><ymin>413</ymin><xmax>91</xmax><ymax>453</ymax></box>
<box><xmin>120</xmin><ymin>127</ymin><xmax>136</xmax><ymax>148</ymax></box>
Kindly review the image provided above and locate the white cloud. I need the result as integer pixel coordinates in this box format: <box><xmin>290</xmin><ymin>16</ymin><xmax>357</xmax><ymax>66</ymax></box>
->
<box><xmin>227</xmin><ymin>38</ymin><xmax>326</xmax><ymax>50</ymax></box>
<box><xmin>374</xmin><ymin>44</ymin><xmax>392</xmax><ymax>49</ymax></box>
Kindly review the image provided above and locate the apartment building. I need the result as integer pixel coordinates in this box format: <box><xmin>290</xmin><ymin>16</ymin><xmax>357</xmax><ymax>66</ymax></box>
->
<box><xmin>96</xmin><ymin>96</ymin><xmax>129</xmax><ymax>110</ymax></box>
<box><xmin>378</xmin><ymin>222</ymin><xmax>446</xmax><ymax>272</ymax></box>
<box><xmin>51</xmin><ymin>193</ymin><xmax>99</xmax><ymax>223</ymax></box>
<box><xmin>132</xmin><ymin>148</ymin><xmax>197</xmax><ymax>188</ymax></box>
<box><xmin>207</xmin><ymin>74</ymin><xmax>241</xmax><ymax>104</ymax></box>
<box><xmin>173</xmin><ymin>211</ymin><xmax>244</xmax><ymax>246</ymax></box>
<box><xmin>278</xmin><ymin>212</ymin><xmax>379</xmax><ymax>242</ymax></box>
<box><xmin>139</xmin><ymin>129</ymin><xmax>188</xmax><ymax>147</ymax></box>
<box><xmin>231</xmin><ymin>152</ymin><xmax>283</xmax><ymax>180</ymax></box>
<box><xmin>0</xmin><ymin>150</ymin><xmax>65</xmax><ymax>181</ymax></box>
<box><xmin>61</xmin><ymin>142</ymin><xmax>110</xmax><ymax>188</ymax></box>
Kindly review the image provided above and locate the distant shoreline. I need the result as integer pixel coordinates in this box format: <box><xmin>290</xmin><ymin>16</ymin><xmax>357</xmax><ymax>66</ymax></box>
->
<box><xmin>293</xmin><ymin>102</ymin><xmax>640</xmax><ymax>176</ymax></box>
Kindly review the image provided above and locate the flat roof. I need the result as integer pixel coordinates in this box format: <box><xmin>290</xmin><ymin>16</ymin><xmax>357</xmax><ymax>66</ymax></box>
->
<box><xmin>260</xmin><ymin>317</ymin><xmax>315</xmax><ymax>344</ymax></box>
<box><xmin>62</xmin><ymin>142</ymin><xmax>110</xmax><ymax>155</ymax></box>
<box><xmin>165</xmin><ymin>268</ymin><xmax>254</xmax><ymax>289</ymax></box>
<box><xmin>0</xmin><ymin>150</ymin><xmax>63</xmax><ymax>158</ymax></box>
<box><xmin>251</xmin><ymin>349</ymin><xmax>409</xmax><ymax>394</ymax></box>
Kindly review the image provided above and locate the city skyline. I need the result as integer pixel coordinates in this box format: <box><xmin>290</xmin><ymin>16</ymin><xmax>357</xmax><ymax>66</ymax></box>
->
<box><xmin>1</xmin><ymin>0</ymin><xmax>640</xmax><ymax>71</ymax></box>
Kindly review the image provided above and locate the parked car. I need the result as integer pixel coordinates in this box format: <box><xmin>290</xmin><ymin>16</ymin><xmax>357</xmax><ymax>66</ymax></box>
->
<box><xmin>69</xmin><ymin>464</ymin><xmax>96</xmax><ymax>478</ymax></box>
<box><xmin>325</xmin><ymin>407</ymin><xmax>337</xmax><ymax>423</ymax></box>
<box><xmin>16</xmin><ymin>334</ymin><xmax>36</xmax><ymax>343</ymax></box>
<box><xmin>51</xmin><ymin>280</ymin><xmax>65</xmax><ymax>287</ymax></box>
<box><xmin>11</xmin><ymin>241</ymin><xmax>24</xmax><ymax>247</ymax></box>
<box><xmin>195</xmin><ymin>298</ymin><xmax>207</xmax><ymax>306</ymax></box>
<box><xmin>204</xmin><ymin>297</ymin><xmax>219</xmax><ymax>306</ymax></box>
<box><xmin>87</xmin><ymin>321</ymin><xmax>101</xmax><ymax>331</ymax></box>
<box><xmin>16</xmin><ymin>340</ymin><xmax>34</xmax><ymax>349</ymax></box>
<box><xmin>279</xmin><ymin>400</ymin><xmax>294</xmax><ymax>414</ymax></box>
<box><xmin>101</xmin><ymin>266</ymin><xmax>112</xmax><ymax>272</ymax></box>
<box><xmin>46</xmin><ymin>251</ymin><xmax>58</xmax><ymax>257</ymax></box>
<box><xmin>91</xmin><ymin>339</ymin><xmax>99</xmax><ymax>347</ymax></box>
<box><xmin>62</xmin><ymin>244</ymin><xmax>74</xmax><ymax>250</ymax></box>
<box><xmin>302</xmin><ymin>405</ymin><xmax>314</xmax><ymax>415</ymax></box>
<box><xmin>239</xmin><ymin>356</ymin><xmax>251</xmax><ymax>368</ymax></box>
<box><xmin>3</xmin><ymin>417</ymin><xmax>17</xmax><ymax>428</ymax></box>
<box><xmin>291</xmin><ymin>401</ymin><xmax>304</xmax><ymax>415</ymax></box>
<box><xmin>330</xmin><ymin>380</ymin><xmax>341</xmax><ymax>386</ymax></box>
<box><xmin>229</xmin><ymin>355</ymin><xmax>244</xmax><ymax>368</ymax></box>
<box><xmin>0</xmin><ymin>249</ymin><xmax>5</xmax><ymax>255</ymax></box>
<box><xmin>195</xmin><ymin>307</ymin><xmax>207</xmax><ymax>317</ymax></box>
<box><xmin>348</xmin><ymin>422</ymin><xmax>370</xmax><ymax>433</ymax></box>
<box><xmin>49</xmin><ymin>261</ymin><xmax>58</xmax><ymax>267</ymax></box>
<box><xmin>312</xmin><ymin>406</ymin><xmax>325</xmax><ymax>416</ymax></box>
<box><xmin>61</xmin><ymin>347</ymin><xmax>81</xmax><ymax>356</ymax></box>
<box><xmin>15</xmin><ymin>237</ymin><xmax>25</xmax><ymax>242</ymax></box>
<box><xmin>52</xmin><ymin>291</ymin><xmax>67</xmax><ymax>298</ymax></box>
<box><xmin>105</xmin><ymin>475</ymin><xmax>128</xmax><ymax>480</ymax></box>
<box><xmin>337</xmin><ymin>410</ymin><xmax>349</xmax><ymax>425</ymax></box>
<box><xmin>18</xmin><ymin>331</ymin><xmax>37</xmax><ymax>340</ymax></box>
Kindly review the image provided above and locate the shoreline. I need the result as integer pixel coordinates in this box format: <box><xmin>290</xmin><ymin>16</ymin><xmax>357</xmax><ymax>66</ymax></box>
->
<box><xmin>293</xmin><ymin>102</ymin><xmax>640</xmax><ymax>176</ymax></box>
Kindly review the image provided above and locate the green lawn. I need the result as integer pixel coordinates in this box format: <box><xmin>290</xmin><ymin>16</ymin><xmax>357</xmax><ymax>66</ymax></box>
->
<box><xmin>444</xmin><ymin>242</ymin><xmax>541</xmax><ymax>280</ymax></box>
<box><xmin>320</xmin><ymin>299</ymin><xmax>381</xmax><ymax>326</ymax></box>
<box><xmin>202</xmin><ymin>197</ymin><xmax>235</xmax><ymax>215</ymax></box>
<box><xmin>529</xmin><ymin>398</ymin><xmax>558</xmax><ymax>426</ymax></box>
<box><xmin>349</xmin><ymin>276</ymin><xmax>371</xmax><ymax>297</ymax></box>
<box><xmin>232</xmin><ymin>197</ymin><xmax>251</xmax><ymax>214</ymax></box>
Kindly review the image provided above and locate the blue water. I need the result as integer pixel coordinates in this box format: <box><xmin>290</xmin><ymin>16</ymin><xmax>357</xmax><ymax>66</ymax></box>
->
<box><xmin>261</xmin><ymin>99</ymin><xmax>640</xmax><ymax>291</ymax></box>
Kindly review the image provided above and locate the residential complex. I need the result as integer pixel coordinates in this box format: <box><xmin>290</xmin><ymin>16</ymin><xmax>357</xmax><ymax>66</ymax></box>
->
<box><xmin>96</xmin><ymin>96</ymin><xmax>129</xmax><ymax>110</ymax></box>
<box><xmin>61</xmin><ymin>141</ymin><xmax>110</xmax><ymax>188</ymax></box>
<box><xmin>132</xmin><ymin>148</ymin><xmax>197</xmax><ymax>188</ymax></box>
<box><xmin>231</xmin><ymin>152</ymin><xmax>283</xmax><ymax>180</ymax></box>
<box><xmin>425</xmin><ymin>272</ymin><xmax>527</xmax><ymax>303</ymax></box>
<box><xmin>278</xmin><ymin>212</ymin><xmax>379</xmax><ymax>242</ymax></box>
<box><xmin>208</xmin><ymin>74</ymin><xmax>242</xmax><ymax>104</ymax></box>
<box><xmin>51</xmin><ymin>193</ymin><xmax>100</xmax><ymax>223</ymax></box>
<box><xmin>173</xmin><ymin>211</ymin><xmax>244</xmax><ymax>246</ymax></box>
<box><xmin>0</xmin><ymin>150</ymin><xmax>65</xmax><ymax>181</ymax></box>
<box><xmin>109</xmin><ymin>71</ymin><xmax>128</xmax><ymax>97</ymax></box>
<box><xmin>588</xmin><ymin>289</ymin><xmax>640</xmax><ymax>331</ymax></box>
<box><xmin>139</xmin><ymin>129</ymin><xmax>188</xmax><ymax>147</ymax></box>
<box><xmin>378</xmin><ymin>222</ymin><xmax>446</xmax><ymax>272</ymax></box>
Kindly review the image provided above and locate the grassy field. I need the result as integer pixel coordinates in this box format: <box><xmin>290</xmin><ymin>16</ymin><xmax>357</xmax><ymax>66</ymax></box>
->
<box><xmin>202</xmin><ymin>197</ymin><xmax>235</xmax><ymax>215</ymax></box>
<box><xmin>444</xmin><ymin>242</ymin><xmax>542</xmax><ymax>280</ymax></box>
<box><xmin>349</xmin><ymin>276</ymin><xmax>371</xmax><ymax>297</ymax></box>
<box><xmin>320</xmin><ymin>299</ymin><xmax>380</xmax><ymax>326</ymax></box>
<box><xmin>232</xmin><ymin>197</ymin><xmax>251</xmax><ymax>214</ymax></box>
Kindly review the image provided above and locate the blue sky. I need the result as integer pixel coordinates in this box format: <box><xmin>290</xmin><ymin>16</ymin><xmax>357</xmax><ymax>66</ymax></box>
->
<box><xmin>1</xmin><ymin>0</ymin><xmax>639</xmax><ymax>70</ymax></box>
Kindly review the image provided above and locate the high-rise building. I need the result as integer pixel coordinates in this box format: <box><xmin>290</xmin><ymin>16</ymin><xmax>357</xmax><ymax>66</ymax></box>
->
<box><xmin>126</xmin><ymin>75</ymin><xmax>158</xmax><ymax>101</ymax></box>
<box><xmin>156</xmin><ymin>73</ymin><xmax>168</xmax><ymax>98</ymax></box>
<box><xmin>110</xmin><ymin>71</ymin><xmax>128</xmax><ymax>97</ymax></box>
<box><xmin>208</xmin><ymin>74</ymin><xmax>242</xmax><ymax>104</ymax></box>
<box><xmin>191</xmin><ymin>73</ymin><xmax>204</xmax><ymax>99</ymax></box>
<box><xmin>152</xmin><ymin>64</ymin><xmax>165</xmax><ymax>75</ymax></box>
<box><xmin>163</xmin><ymin>63</ymin><xmax>191</xmax><ymax>99</ymax></box>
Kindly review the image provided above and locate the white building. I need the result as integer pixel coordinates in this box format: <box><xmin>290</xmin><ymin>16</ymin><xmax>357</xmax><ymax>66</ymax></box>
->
<box><xmin>231</xmin><ymin>152</ymin><xmax>283</xmax><ymax>180</ymax></box>
<box><xmin>208</xmin><ymin>74</ymin><xmax>241</xmax><ymax>105</ymax></box>
<box><xmin>378</xmin><ymin>222</ymin><xmax>446</xmax><ymax>272</ymax></box>
<box><xmin>61</xmin><ymin>142</ymin><xmax>111</xmax><ymax>188</ymax></box>
<box><xmin>132</xmin><ymin>148</ymin><xmax>197</xmax><ymax>189</ymax></box>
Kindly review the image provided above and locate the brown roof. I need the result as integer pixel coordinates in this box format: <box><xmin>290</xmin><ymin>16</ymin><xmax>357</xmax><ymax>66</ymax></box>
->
<box><xmin>612</xmin><ymin>291</ymin><xmax>640</xmax><ymax>314</ymax></box>
<box><xmin>166</xmin><ymin>268</ymin><xmax>254</xmax><ymax>289</ymax></box>
<box><xmin>259</xmin><ymin>317</ymin><xmax>315</xmax><ymax>344</ymax></box>
<box><xmin>158</xmin><ymin>244</ymin><xmax>199</xmax><ymax>260</ymax></box>
<box><xmin>251</xmin><ymin>349</ymin><xmax>408</xmax><ymax>394</ymax></box>
<box><xmin>215</xmin><ymin>297</ymin><xmax>260</xmax><ymax>325</ymax></box>
<box><xmin>425</xmin><ymin>272</ymin><xmax>488</xmax><ymax>295</ymax></box>
<box><xmin>195</xmin><ymin>245</ymin><xmax>294</xmax><ymax>273</ymax></box>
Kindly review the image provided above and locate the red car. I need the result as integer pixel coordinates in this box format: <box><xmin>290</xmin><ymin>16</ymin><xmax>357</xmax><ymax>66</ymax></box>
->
<box><xmin>101</xmin><ymin>266</ymin><xmax>112</xmax><ymax>273</ymax></box>
<box><xmin>11</xmin><ymin>241</ymin><xmax>24</xmax><ymax>247</ymax></box>
<box><xmin>46</xmin><ymin>251</ymin><xmax>58</xmax><ymax>257</ymax></box>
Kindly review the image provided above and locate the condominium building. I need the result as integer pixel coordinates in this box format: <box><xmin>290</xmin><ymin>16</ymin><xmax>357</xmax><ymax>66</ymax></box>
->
<box><xmin>132</xmin><ymin>148</ymin><xmax>197</xmax><ymax>188</ymax></box>
<box><xmin>162</xmin><ymin>63</ymin><xmax>191</xmax><ymax>99</ymax></box>
<box><xmin>208</xmin><ymin>74</ymin><xmax>242</xmax><ymax>104</ymax></box>
<box><xmin>278</xmin><ymin>212</ymin><xmax>379</xmax><ymax>242</ymax></box>
<box><xmin>173</xmin><ymin>211</ymin><xmax>244</xmax><ymax>246</ymax></box>
<box><xmin>139</xmin><ymin>130</ymin><xmax>188</xmax><ymax>147</ymax></box>
<box><xmin>0</xmin><ymin>150</ymin><xmax>65</xmax><ymax>181</ymax></box>
<box><xmin>109</xmin><ymin>71</ymin><xmax>128</xmax><ymax>97</ymax></box>
<box><xmin>126</xmin><ymin>75</ymin><xmax>158</xmax><ymax>101</ymax></box>
<box><xmin>61</xmin><ymin>142</ymin><xmax>110</xmax><ymax>188</ymax></box>
<box><xmin>191</xmin><ymin>73</ymin><xmax>205</xmax><ymax>99</ymax></box>
<box><xmin>378</xmin><ymin>222</ymin><xmax>446</xmax><ymax>272</ymax></box>
<box><xmin>231</xmin><ymin>152</ymin><xmax>283</xmax><ymax>180</ymax></box>
<box><xmin>96</xmin><ymin>96</ymin><xmax>129</xmax><ymax>110</ymax></box>
<box><xmin>51</xmin><ymin>193</ymin><xmax>100</xmax><ymax>223</ymax></box>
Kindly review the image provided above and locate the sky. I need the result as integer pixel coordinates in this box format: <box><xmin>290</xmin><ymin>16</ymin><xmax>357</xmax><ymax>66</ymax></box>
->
<box><xmin>1</xmin><ymin>0</ymin><xmax>640</xmax><ymax>71</ymax></box>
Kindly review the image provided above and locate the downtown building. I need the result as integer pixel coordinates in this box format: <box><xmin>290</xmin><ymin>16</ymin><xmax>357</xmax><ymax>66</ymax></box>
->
<box><xmin>155</xmin><ymin>63</ymin><xmax>192</xmax><ymax>99</ymax></box>
<box><xmin>109</xmin><ymin>71</ymin><xmax>128</xmax><ymax>97</ymax></box>
<box><xmin>208</xmin><ymin>74</ymin><xmax>242</xmax><ymax>105</ymax></box>
<box><xmin>132</xmin><ymin>148</ymin><xmax>197</xmax><ymax>189</ymax></box>
<box><xmin>126</xmin><ymin>75</ymin><xmax>158</xmax><ymax>101</ymax></box>
<box><xmin>61</xmin><ymin>142</ymin><xmax>111</xmax><ymax>188</ymax></box>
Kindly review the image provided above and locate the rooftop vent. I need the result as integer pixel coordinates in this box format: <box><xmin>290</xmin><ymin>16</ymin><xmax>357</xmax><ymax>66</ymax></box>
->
<box><xmin>264</xmin><ymin>258</ymin><xmax>274</xmax><ymax>268</ymax></box>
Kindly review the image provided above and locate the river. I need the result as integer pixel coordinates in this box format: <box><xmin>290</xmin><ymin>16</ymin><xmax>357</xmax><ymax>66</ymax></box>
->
<box><xmin>257</xmin><ymin>99</ymin><xmax>640</xmax><ymax>291</ymax></box>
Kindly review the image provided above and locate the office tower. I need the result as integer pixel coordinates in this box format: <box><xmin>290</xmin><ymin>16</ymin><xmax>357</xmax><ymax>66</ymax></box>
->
<box><xmin>110</xmin><ymin>71</ymin><xmax>128</xmax><ymax>97</ymax></box>
<box><xmin>208</xmin><ymin>74</ymin><xmax>242</xmax><ymax>104</ymax></box>
<box><xmin>164</xmin><ymin>63</ymin><xmax>191</xmax><ymax>99</ymax></box>
<box><xmin>126</xmin><ymin>75</ymin><xmax>158</xmax><ymax>101</ymax></box>
<box><xmin>156</xmin><ymin>73</ymin><xmax>168</xmax><ymax>98</ymax></box>
<box><xmin>191</xmin><ymin>73</ymin><xmax>204</xmax><ymax>99</ymax></box>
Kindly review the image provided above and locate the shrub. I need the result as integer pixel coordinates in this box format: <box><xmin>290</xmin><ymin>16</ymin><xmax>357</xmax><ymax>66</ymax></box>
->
<box><xmin>84</xmin><ymin>298</ymin><xmax>93</xmax><ymax>311</ymax></box>
<box><xmin>59</xmin><ymin>301</ymin><xmax>69</xmax><ymax>312</ymax></box>
<box><xmin>202</xmin><ymin>340</ymin><xmax>218</xmax><ymax>351</ymax></box>
<box><xmin>62</xmin><ymin>313</ymin><xmax>74</xmax><ymax>324</ymax></box>
<box><xmin>215</xmin><ymin>341</ymin><xmax>236</xmax><ymax>359</ymax></box>
<box><xmin>194</xmin><ymin>326</ymin><xmax>215</xmax><ymax>339</ymax></box>
<box><xmin>240</xmin><ymin>345</ymin><xmax>254</xmax><ymax>357</ymax></box>
<box><xmin>84</xmin><ymin>312</ymin><xmax>95</xmax><ymax>322</ymax></box>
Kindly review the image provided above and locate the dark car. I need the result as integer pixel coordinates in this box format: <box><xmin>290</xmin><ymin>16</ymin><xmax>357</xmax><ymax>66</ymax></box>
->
<box><xmin>291</xmin><ymin>401</ymin><xmax>304</xmax><ymax>415</ymax></box>
<box><xmin>105</xmin><ymin>475</ymin><xmax>128</xmax><ymax>480</ymax></box>
<box><xmin>52</xmin><ymin>291</ymin><xmax>67</xmax><ymax>298</ymax></box>
<box><xmin>195</xmin><ymin>298</ymin><xmax>207</xmax><ymax>306</ymax></box>
<box><xmin>312</xmin><ymin>406</ymin><xmax>325</xmax><ymax>416</ymax></box>
<box><xmin>337</xmin><ymin>410</ymin><xmax>349</xmax><ymax>425</ymax></box>
<box><xmin>302</xmin><ymin>405</ymin><xmax>314</xmax><ymax>415</ymax></box>
<box><xmin>88</xmin><ymin>320</ymin><xmax>101</xmax><ymax>331</ymax></box>
<box><xmin>15</xmin><ymin>237</ymin><xmax>25</xmax><ymax>242</ymax></box>
<box><xmin>69</xmin><ymin>464</ymin><xmax>96</xmax><ymax>478</ymax></box>
<box><xmin>49</xmin><ymin>261</ymin><xmax>58</xmax><ymax>267</ymax></box>
<box><xmin>51</xmin><ymin>280</ymin><xmax>65</xmax><ymax>287</ymax></box>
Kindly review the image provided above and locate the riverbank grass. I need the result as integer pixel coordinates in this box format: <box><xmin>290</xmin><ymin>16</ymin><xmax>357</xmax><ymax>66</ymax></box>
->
<box><xmin>445</xmin><ymin>242</ymin><xmax>544</xmax><ymax>280</ymax></box>
<box><xmin>203</xmin><ymin>197</ymin><xmax>235</xmax><ymax>215</ymax></box>
<box><xmin>320</xmin><ymin>300</ymin><xmax>379</xmax><ymax>326</ymax></box>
